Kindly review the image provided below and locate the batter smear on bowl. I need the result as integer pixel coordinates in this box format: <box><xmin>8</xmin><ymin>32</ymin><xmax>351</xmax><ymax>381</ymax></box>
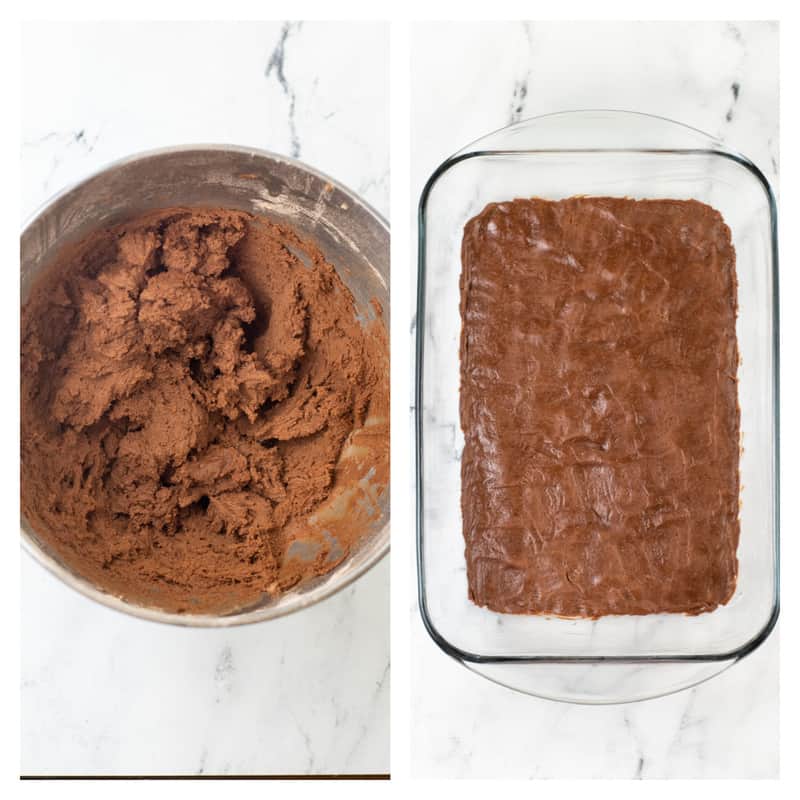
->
<box><xmin>459</xmin><ymin>197</ymin><xmax>740</xmax><ymax>618</ymax></box>
<box><xmin>21</xmin><ymin>208</ymin><xmax>388</xmax><ymax>614</ymax></box>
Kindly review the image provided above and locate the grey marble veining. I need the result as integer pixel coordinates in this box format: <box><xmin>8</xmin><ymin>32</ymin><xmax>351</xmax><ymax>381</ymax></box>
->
<box><xmin>21</xmin><ymin>21</ymin><xmax>389</xmax><ymax>222</ymax></box>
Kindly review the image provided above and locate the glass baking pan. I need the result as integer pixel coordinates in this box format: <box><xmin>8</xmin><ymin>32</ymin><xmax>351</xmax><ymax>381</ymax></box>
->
<box><xmin>415</xmin><ymin>111</ymin><xmax>779</xmax><ymax>701</ymax></box>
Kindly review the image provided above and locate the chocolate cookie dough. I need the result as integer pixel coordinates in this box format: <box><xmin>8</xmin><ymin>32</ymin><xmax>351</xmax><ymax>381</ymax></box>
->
<box><xmin>460</xmin><ymin>197</ymin><xmax>740</xmax><ymax>618</ymax></box>
<box><xmin>22</xmin><ymin>208</ymin><xmax>388</xmax><ymax>613</ymax></box>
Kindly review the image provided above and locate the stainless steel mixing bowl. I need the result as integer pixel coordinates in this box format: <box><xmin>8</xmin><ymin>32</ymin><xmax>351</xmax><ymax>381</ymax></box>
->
<box><xmin>21</xmin><ymin>144</ymin><xmax>390</xmax><ymax>626</ymax></box>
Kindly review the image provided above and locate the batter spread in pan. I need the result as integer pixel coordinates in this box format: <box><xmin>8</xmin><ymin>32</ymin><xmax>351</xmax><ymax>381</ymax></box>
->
<box><xmin>21</xmin><ymin>208</ymin><xmax>388</xmax><ymax>614</ymax></box>
<box><xmin>459</xmin><ymin>197</ymin><xmax>739</xmax><ymax>617</ymax></box>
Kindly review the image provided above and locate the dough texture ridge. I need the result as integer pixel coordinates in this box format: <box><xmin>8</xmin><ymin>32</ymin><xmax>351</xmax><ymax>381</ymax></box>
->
<box><xmin>22</xmin><ymin>207</ymin><xmax>389</xmax><ymax>613</ymax></box>
<box><xmin>459</xmin><ymin>197</ymin><xmax>739</xmax><ymax>618</ymax></box>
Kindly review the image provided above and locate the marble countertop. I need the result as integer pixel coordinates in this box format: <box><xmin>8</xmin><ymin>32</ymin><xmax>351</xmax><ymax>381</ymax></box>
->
<box><xmin>21</xmin><ymin>20</ymin><xmax>389</xmax><ymax>776</ymax></box>
<box><xmin>411</xmin><ymin>20</ymin><xmax>779</xmax><ymax>779</ymax></box>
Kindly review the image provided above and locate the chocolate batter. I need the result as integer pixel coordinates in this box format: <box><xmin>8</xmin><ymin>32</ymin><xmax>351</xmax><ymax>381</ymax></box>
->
<box><xmin>22</xmin><ymin>208</ymin><xmax>388</xmax><ymax>613</ymax></box>
<box><xmin>460</xmin><ymin>197</ymin><xmax>739</xmax><ymax>618</ymax></box>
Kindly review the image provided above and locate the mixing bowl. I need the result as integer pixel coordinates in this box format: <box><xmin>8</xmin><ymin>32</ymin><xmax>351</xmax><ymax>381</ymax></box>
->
<box><xmin>21</xmin><ymin>145</ymin><xmax>390</xmax><ymax>627</ymax></box>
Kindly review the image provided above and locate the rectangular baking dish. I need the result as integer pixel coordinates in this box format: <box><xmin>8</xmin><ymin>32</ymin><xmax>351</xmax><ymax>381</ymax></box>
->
<box><xmin>416</xmin><ymin>111</ymin><xmax>779</xmax><ymax>663</ymax></box>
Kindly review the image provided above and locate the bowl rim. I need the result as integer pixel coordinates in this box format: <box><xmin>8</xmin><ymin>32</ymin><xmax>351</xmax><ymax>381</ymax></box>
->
<box><xmin>415</xmin><ymin>109</ymin><xmax>779</xmax><ymax>665</ymax></box>
<box><xmin>20</xmin><ymin>141</ymin><xmax>390</xmax><ymax>234</ymax></box>
<box><xmin>21</xmin><ymin>142</ymin><xmax>390</xmax><ymax>628</ymax></box>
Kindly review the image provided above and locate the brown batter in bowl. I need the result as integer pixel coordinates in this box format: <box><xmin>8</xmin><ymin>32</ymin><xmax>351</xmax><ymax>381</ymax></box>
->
<box><xmin>20</xmin><ymin>148</ymin><xmax>389</xmax><ymax>621</ymax></box>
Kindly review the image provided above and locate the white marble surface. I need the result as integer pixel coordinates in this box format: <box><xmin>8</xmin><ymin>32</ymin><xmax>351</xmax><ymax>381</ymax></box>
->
<box><xmin>411</xmin><ymin>20</ymin><xmax>779</xmax><ymax>779</ymax></box>
<box><xmin>21</xmin><ymin>20</ymin><xmax>388</xmax><ymax>776</ymax></box>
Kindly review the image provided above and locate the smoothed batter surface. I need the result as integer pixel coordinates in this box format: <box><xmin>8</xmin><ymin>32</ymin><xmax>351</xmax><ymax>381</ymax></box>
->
<box><xmin>22</xmin><ymin>208</ymin><xmax>388</xmax><ymax>613</ymax></box>
<box><xmin>460</xmin><ymin>197</ymin><xmax>740</xmax><ymax>618</ymax></box>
